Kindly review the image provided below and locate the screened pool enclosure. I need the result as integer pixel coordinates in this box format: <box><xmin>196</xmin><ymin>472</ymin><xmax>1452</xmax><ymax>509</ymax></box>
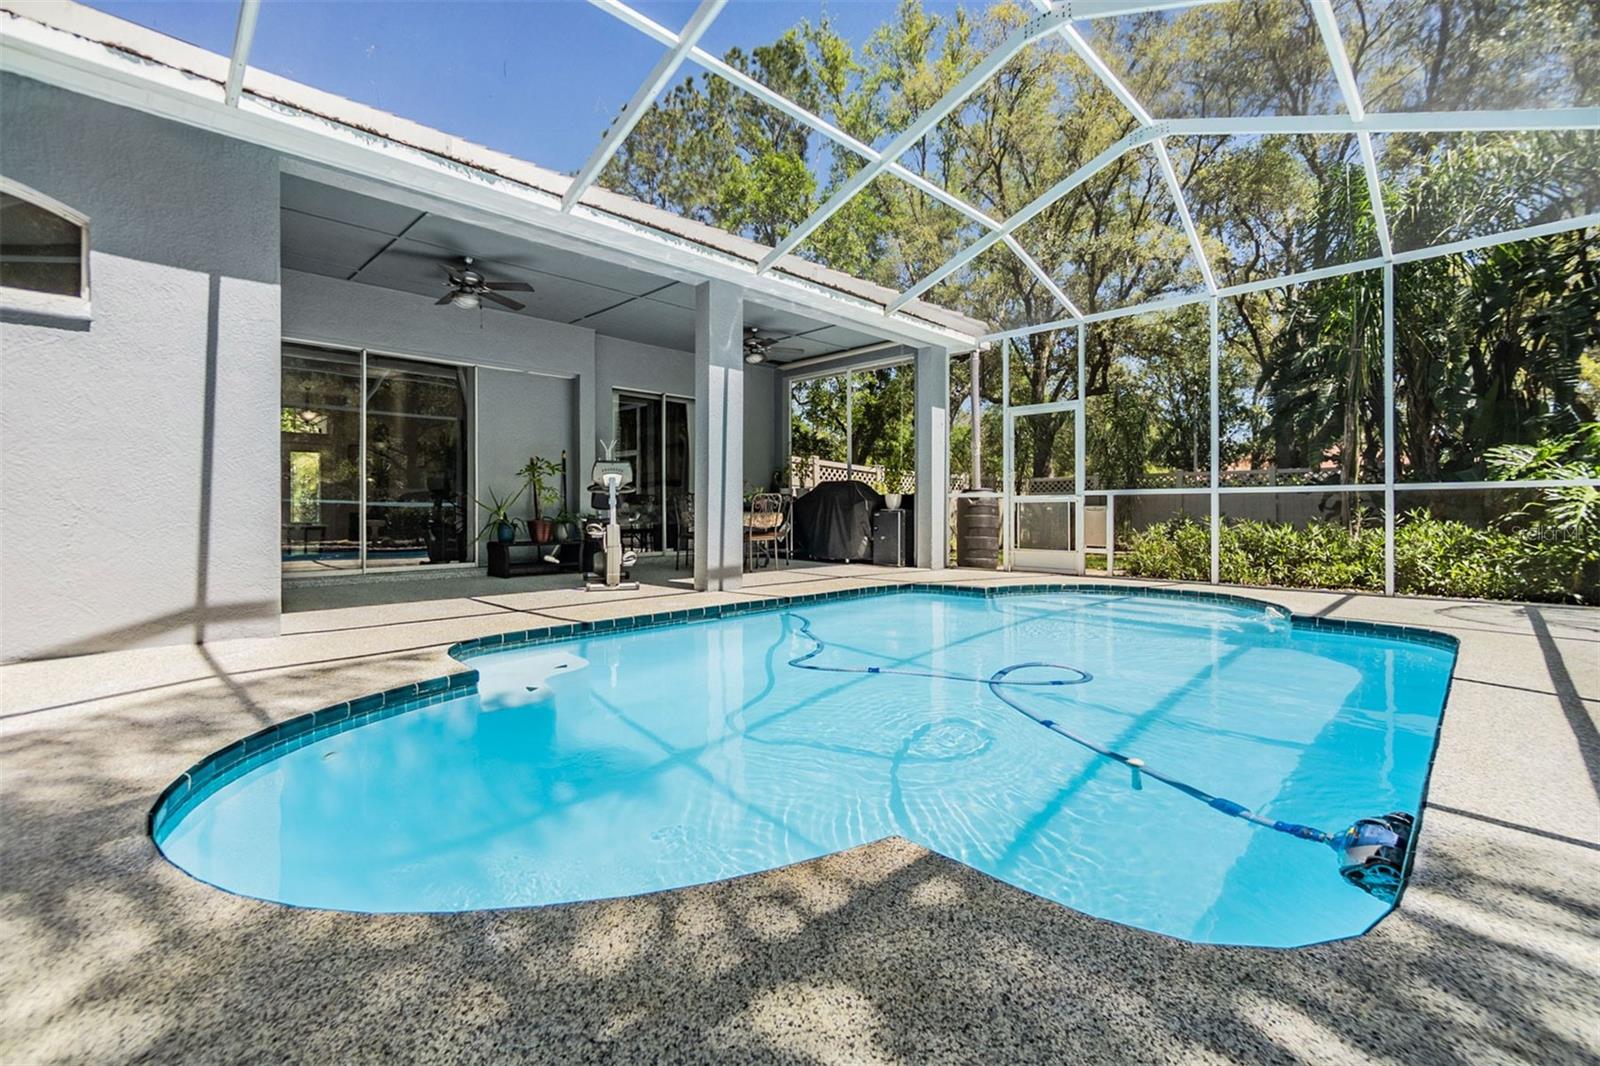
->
<box><xmin>72</xmin><ymin>0</ymin><xmax>1600</xmax><ymax>601</ymax></box>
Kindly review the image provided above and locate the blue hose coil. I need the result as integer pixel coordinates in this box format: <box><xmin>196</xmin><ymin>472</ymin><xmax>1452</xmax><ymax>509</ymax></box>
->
<box><xmin>784</xmin><ymin>611</ymin><xmax>1336</xmax><ymax>849</ymax></box>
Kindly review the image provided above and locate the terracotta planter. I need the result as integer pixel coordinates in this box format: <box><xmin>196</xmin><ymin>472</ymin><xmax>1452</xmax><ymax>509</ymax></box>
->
<box><xmin>530</xmin><ymin>518</ymin><xmax>554</xmax><ymax>543</ymax></box>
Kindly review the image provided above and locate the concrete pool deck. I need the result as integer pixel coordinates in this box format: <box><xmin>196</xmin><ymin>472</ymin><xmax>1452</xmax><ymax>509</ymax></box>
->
<box><xmin>2</xmin><ymin>566</ymin><xmax>1597</xmax><ymax>1063</ymax></box>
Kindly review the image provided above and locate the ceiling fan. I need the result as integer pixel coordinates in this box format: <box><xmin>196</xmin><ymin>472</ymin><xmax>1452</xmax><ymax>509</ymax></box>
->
<box><xmin>436</xmin><ymin>257</ymin><xmax>533</xmax><ymax>311</ymax></box>
<box><xmin>743</xmin><ymin>327</ymin><xmax>804</xmax><ymax>364</ymax></box>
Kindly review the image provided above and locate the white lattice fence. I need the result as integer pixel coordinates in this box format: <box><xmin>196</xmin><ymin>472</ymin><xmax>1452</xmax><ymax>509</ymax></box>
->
<box><xmin>1020</xmin><ymin>476</ymin><xmax>1075</xmax><ymax>494</ymax></box>
<box><xmin>790</xmin><ymin>456</ymin><xmax>916</xmax><ymax>493</ymax></box>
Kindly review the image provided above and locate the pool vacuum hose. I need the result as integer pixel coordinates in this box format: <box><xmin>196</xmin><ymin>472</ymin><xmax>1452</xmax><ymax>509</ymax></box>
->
<box><xmin>783</xmin><ymin>613</ymin><xmax>1415</xmax><ymax>902</ymax></box>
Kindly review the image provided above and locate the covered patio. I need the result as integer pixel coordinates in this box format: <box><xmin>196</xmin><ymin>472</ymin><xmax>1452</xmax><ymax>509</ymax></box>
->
<box><xmin>270</xmin><ymin>162</ymin><xmax>977</xmax><ymax>599</ymax></box>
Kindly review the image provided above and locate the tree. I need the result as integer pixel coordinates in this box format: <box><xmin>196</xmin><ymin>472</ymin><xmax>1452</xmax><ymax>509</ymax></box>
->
<box><xmin>601</xmin><ymin>0</ymin><xmax>1598</xmax><ymax>504</ymax></box>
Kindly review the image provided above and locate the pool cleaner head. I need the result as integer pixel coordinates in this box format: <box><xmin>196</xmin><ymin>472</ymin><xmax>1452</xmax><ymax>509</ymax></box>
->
<box><xmin>1332</xmin><ymin>811</ymin><xmax>1414</xmax><ymax>902</ymax></box>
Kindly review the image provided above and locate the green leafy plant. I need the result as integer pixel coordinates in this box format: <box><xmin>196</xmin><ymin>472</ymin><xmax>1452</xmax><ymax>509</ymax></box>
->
<box><xmin>472</xmin><ymin>485</ymin><xmax>525</xmax><ymax>541</ymax></box>
<box><xmin>1487</xmin><ymin>422</ymin><xmax>1600</xmax><ymax>533</ymax></box>
<box><xmin>516</xmin><ymin>456</ymin><xmax>565</xmax><ymax>520</ymax></box>
<box><xmin>1120</xmin><ymin>507</ymin><xmax>1597</xmax><ymax>604</ymax></box>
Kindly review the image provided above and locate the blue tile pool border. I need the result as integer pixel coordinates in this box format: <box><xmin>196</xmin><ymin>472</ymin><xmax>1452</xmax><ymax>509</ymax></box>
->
<box><xmin>148</xmin><ymin>581</ymin><xmax>1458</xmax><ymax>840</ymax></box>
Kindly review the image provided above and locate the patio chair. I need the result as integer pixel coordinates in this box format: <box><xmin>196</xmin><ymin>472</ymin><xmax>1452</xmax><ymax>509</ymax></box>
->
<box><xmin>673</xmin><ymin>493</ymin><xmax>694</xmax><ymax>571</ymax></box>
<box><xmin>746</xmin><ymin>493</ymin><xmax>784</xmax><ymax>571</ymax></box>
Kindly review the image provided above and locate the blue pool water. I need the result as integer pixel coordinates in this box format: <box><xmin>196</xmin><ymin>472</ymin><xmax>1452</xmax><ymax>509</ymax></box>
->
<box><xmin>155</xmin><ymin>589</ymin><xmax>1456</xmax><ymax>947</ymax></box>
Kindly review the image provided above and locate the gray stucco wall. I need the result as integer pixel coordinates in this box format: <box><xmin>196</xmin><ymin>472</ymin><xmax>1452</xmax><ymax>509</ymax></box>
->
<box><xmin>744</xmin><ymin>363</ymin><xmax>781</xmax><ymax>491</ymax></box>
<box><xmin>476</xmin><ymin>368</ymin><xmax>576</xmax><ymax>534</ymax></box>
<box><xmin>0</xmin><ymin>74</ymin><xmax>282</xmax><ymax>661</ymax></box>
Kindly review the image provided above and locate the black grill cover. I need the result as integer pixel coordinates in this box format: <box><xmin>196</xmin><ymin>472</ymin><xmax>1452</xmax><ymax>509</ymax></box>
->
<box><xmin>792</xmin><ymin>481</ymin><xmax>883</xmax><ymax>561</ymax></box>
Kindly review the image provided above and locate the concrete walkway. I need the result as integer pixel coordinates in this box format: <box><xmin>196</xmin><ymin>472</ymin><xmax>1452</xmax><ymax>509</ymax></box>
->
<box><xmin>3</xmin><ymin>568</ymin><xmax>1597</xmax><ymax>1063</ymax></box>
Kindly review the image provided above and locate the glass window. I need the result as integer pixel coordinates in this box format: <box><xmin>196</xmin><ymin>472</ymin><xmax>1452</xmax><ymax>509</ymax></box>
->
<box><xmin>615</xmin><ymin>392</ymin><xmax>692</xmax><ymax>553</ymax></box>
<box><xmin>281</xmin><ymin>345</ymin><xmax>363</xmax><ymax>572</ymax></box>
<box><xmin>365</xmin><ymin>354</ymin><xmax>471</xmax><ymax>569</ymax></box>
<box><xmin>0</xmin><ymin>187</ymin><xmax>86</xmax><ymax>299</ymax></box>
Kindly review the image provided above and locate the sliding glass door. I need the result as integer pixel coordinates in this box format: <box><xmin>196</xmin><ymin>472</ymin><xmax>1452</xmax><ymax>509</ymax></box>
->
<box><xmin>281</xmin><ymin>343</ymin><xmax>471</xmax><ymax>574</ymax></box>
<box><xmin>365</xmin><ymin>355</ymin><xmax>470</xmax><ymax>568</ymax></box>
<box><xmin>614</xmin><ymin>391</ymin><xmax>691</xmax><ymax>553</ymax></box>
<box><xmin>281</xmin><ymin>345</ymin><xmax>363</xmax><ymax>572</ymax></box>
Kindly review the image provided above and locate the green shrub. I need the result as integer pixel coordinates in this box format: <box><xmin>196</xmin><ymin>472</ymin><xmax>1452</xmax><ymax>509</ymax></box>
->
<box><xmin>1393</xmin><ymin>510</ymin><xmax>1595</xmax><ymax>602</ymax></box>
<box><xmin>1120</xmin><ymin>511</ymin><xmax>1597</xmax><ymax>603</ymax></box>
<box><xmin>1121</xmin><ymin>516</ymin><xmax>1212</xmax><ymax>582</ymax></box>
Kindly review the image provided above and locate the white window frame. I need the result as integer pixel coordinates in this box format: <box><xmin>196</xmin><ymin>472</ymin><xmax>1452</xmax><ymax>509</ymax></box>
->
<box><xmin>0</xmin><ymin>176</ymin><xmax>91</xmax><ymax>320</ymax></box>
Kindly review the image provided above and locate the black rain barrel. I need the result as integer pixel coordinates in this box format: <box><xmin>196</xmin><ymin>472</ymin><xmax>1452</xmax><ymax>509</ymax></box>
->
<box><xmin>955</xmin><ymin>490</ymin><xmax>1002</xmax><ymax>569</ymax></box>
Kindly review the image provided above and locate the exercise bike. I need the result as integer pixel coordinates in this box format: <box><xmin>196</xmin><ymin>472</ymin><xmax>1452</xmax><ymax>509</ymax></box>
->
<box><xmin>584</xmin><ymin>443</ymin><xmax>640</xmax><ymax>592</ymax></box>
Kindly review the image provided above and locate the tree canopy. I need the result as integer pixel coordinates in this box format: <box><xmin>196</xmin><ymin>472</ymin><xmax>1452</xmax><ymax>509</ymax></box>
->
<box><xmin>602</xmin><ymin>0</ymin><xmax>1599</xmax><ymax>488</ymax></box>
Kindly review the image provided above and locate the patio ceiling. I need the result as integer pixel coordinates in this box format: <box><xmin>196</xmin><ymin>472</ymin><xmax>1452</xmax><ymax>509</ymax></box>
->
<box><xmin>281</xmin><ymin>172</ymin><xmax>886</xmax><ymax>362</ymax></box>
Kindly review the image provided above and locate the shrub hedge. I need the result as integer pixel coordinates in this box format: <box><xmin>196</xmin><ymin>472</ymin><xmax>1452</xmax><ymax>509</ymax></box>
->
<box><xmin>1120</xmin><ymin>512</ymin><xmax>1598</xmax><ymax>603</ymax></box>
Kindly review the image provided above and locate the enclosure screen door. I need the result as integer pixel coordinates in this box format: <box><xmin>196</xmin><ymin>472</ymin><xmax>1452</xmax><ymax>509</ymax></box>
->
<box><xmin>1004</xmin><ymin>401</ymin><xmax>1083</xmax><ymax>573</ymax></box>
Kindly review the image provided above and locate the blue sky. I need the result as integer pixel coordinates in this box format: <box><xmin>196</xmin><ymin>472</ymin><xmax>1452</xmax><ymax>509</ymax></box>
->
<box><xmin>88</xmin><ymin>0</ymin><xmax>967</xmax><ymax>174</ymax></box>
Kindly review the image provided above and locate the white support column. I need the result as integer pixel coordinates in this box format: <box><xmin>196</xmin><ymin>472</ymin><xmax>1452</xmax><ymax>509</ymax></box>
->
<box><xmin>575</xmin><ymin>368</ymin><xmax>597</xmax><ymax>512</ymax></box>
<box><xmin>777</xmin><ymin>375</ymin><xmax>791</xmax><ymax>482</ymax></box>
<box><xmin>1074</xmin><ymin>324</ymin><xmax>1087</xmax><ymax>574</ymax></box>
<box><xmin>1001</xmin><ymin>339</ymin><xmax>1013</xmax><ymax>571</ymax></box>
<box><xmin>845</xmin><ymin>371</ymin><xmax>855</xmax><ymax>477</ymax></box>
<box><xmin>969</xmin><ymin>347</ymin><xmax>982</xmax><ymax>490</ymax></box>
<box><xmin>1106</xmin><ymin>494</ymin><xmax>1116</xmax><ymax>575</ymax></box>
<box><xmin>1208</xmin><ymin>298</ymin><xmax>1220</xmax><ymax>584</ymax></box>
<box><xmin>693</xmin><ymin>279</ymin><xmax>744</xmax><ymax>591</ymax></box>
<box><xmin>1383</xmin><ymin>264</ymin><xmax>1396</xmax><ymax>596</ymax></box>
<box><xmin>914</xmin><ymin>345</ymin><xmax>951</xmax><ymax>570</ymax></box>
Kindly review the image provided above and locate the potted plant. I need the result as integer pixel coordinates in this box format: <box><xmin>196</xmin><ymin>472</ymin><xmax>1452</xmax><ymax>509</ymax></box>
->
<box><xmin>517</xmin><ymin>456</ymin><xmax>565</xmax><ymax>543</ymax></box>
<box><xmin>882</xmin><ymin>463</ymin><xmax>907</xmax><ymax>510</ymax></box>
<box><xmin>473</xmin><ymin>485</ymin><xmax>526</xmax><ymax>544</ymax></box>
<box><xmin>553</xmin><ymin>509</ymin><xmax>581</xmax><ymax>544</ymax></box>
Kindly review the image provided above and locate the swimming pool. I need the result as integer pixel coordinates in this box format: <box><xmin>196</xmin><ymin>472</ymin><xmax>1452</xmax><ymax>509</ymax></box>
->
<box><xmin>152</xmin><ymin>586</ymin><xmax>1457</xmax><ymax>947</ymax></box>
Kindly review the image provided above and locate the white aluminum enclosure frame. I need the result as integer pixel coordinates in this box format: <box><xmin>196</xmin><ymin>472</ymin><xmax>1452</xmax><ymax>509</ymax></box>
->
<box><xmin>782</xmin><ymin>351</ymin><xmax>918</xmax><ymax>488</ymax></box>
<box><xmin>33</xmin><ymin>0</ymin><xmax>1592</xmax><ymax>333</ymax></box>
<box><xmin>588</xmin><ymin>0</ymin><xmax>1083</xmax><ymax>318</ymax></box>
